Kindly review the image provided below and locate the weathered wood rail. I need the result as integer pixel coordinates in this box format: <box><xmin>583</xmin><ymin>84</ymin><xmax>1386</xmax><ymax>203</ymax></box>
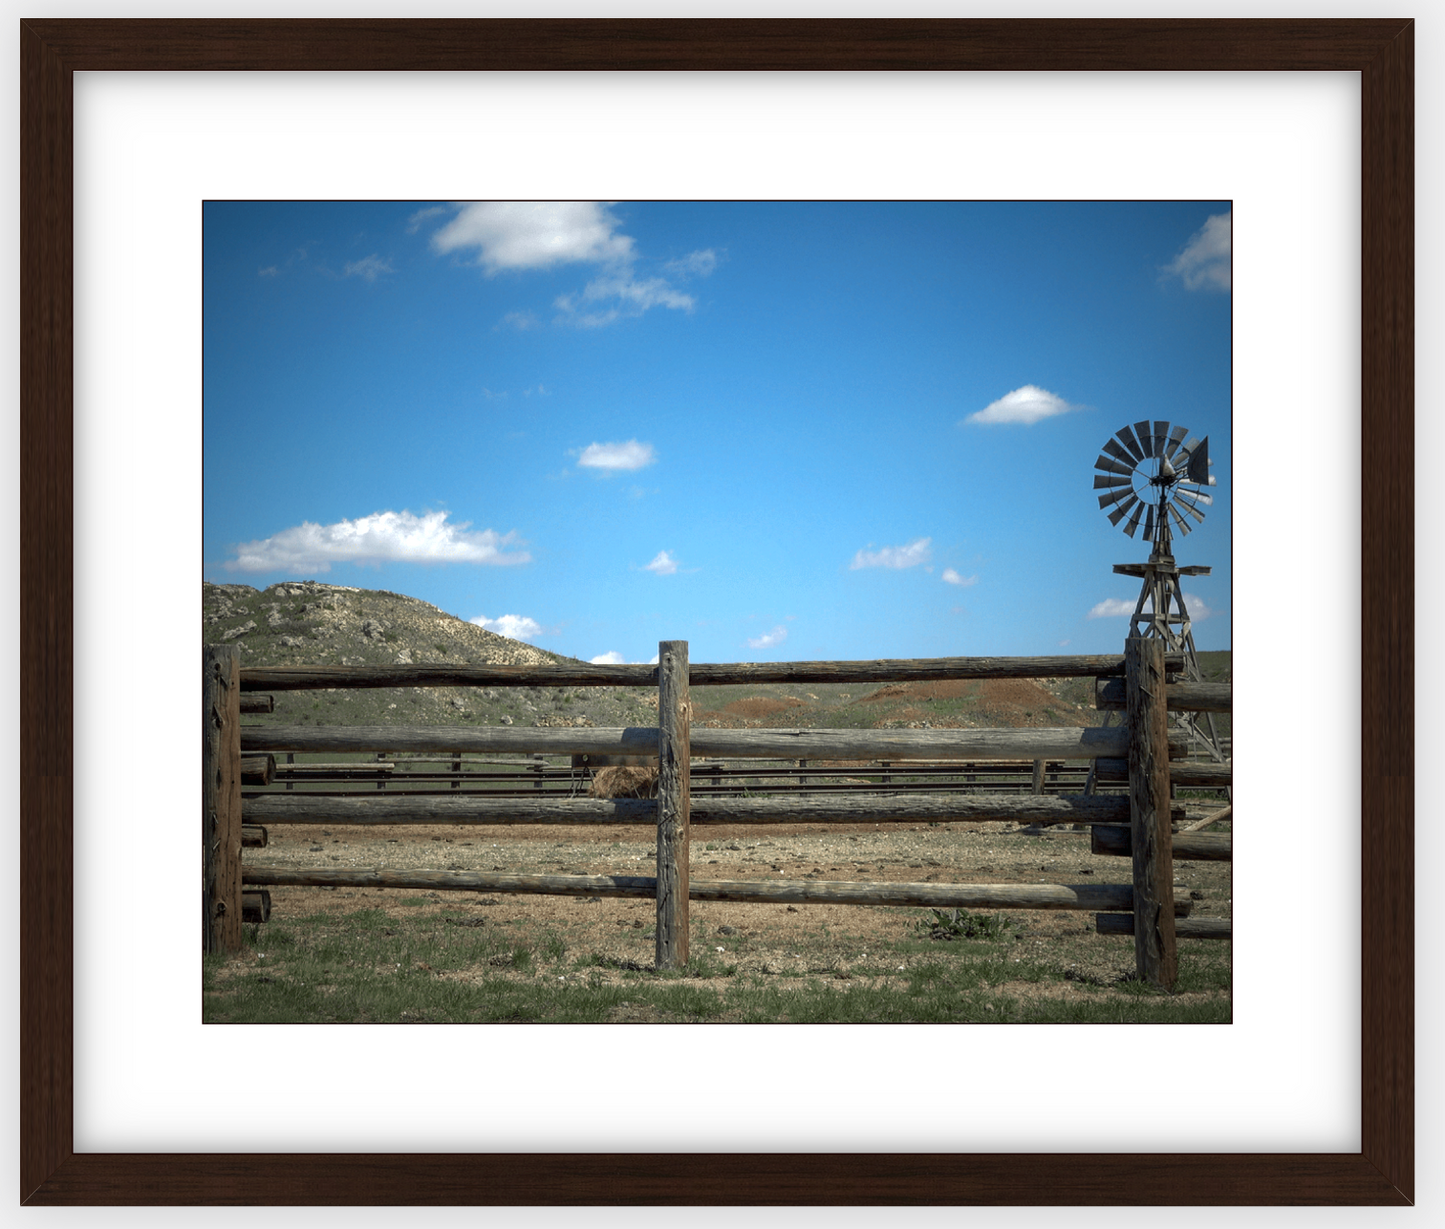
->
<box><xmin>208</xmin><ymin>639</ymin><xmax>1230</xmax><ymax>989</ymax></box>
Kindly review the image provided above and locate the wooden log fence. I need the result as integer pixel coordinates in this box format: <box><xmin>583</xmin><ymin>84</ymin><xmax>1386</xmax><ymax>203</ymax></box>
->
<box><xmin>209</xmin><ymin>640</ymin><xmax>1228</xmax><ymax>988</ymax></box>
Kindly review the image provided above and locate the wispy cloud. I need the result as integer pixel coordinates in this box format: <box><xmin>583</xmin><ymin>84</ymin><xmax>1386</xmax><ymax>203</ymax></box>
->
<box><xmin>643</xmin><ymin>550</ymin><xmax>679</xmax><ymax>575</ymax></box>
<box><xmin>555</xmin><ymin>274</ymin><xmax>694</xmax><ymax>328</ymax></box>
<box><xmin>576</xmin><ymin>440</ymin><xmax>657</xmax><ymax>472</ymax></box>
<box><xmin>664</xmin><ymin>249</ymin><xmax>719</xmax><ymax>278</ymax></box>
<box><xmin>963</xmin><ymin>385</ymin><xmax>1079</xmax><ymax>426</ymax></box>
<box><xmin>469</xmin><ymin>614</ymin><xmax>545</xmax><ymax>641</ymax></box>
<box><xmin>1087</xmin><ymin>597</ymin><xmax>1137</xmax><ymax>619</ymax></box>
<box><xmin>498</xmin><ymin>309</ymin><xmax>541</xmax><ymax>331</ymax></box>
<box><xmin>1163</xmin><ymin>211</ymin><xmax>1231</xmax><ymax>292</ymax></box>
<box><xmin>344</xmin><ymin>254</ymin><xmax>393</xmax><ymax>282</ymax></box>
<box><xmin>257</xmin><ymin>265</ymin><xmax>280</xmax><ymax>278</ymax></box>
<box><xmin>941</xmin><ymin>568</ymin><xmax>978</xmax><ymax>587</ymax></box>
<box><xmin>850</xmin><ymin>537</ymin><xmax>932</xmax><ymax>570</ymax></box>
<box><xmin>405</xmin><ymin>205</ymin><xmax>450</xmax><ymax>234</ymax></box>
<box><xmin>748</xmin><ymin>625</ymin><xmax>789</xmax><ymax>650</ymax></box>
<box><xmin>224</xmin><ymin>510</ymin><xmax>530</xmax><ymax>573</ymax></box>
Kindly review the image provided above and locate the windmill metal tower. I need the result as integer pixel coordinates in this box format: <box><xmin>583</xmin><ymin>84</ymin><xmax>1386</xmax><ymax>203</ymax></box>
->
<box><xmin>1093</xmin><ymin>419</ymin><xmax>1229</xmax><ymax>770</ymax></box>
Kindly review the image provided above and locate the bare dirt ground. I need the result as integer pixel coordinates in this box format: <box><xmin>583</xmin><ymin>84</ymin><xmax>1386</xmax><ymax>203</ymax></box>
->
<box><xmin>245</xmin><ymin>817</ymin><xmax>1232</xmax><ymax>997</ymax></box>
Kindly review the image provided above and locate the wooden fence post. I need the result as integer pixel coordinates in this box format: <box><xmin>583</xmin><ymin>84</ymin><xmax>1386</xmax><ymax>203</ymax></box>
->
<box><xmin>656</xmin><ymin>640</ymin><xmax>691</xmax><ymax>969</ymax></box>
<box><xmin>203</xmin><ymin>645</ymin><xmax>243</xmax><ymax>954</ymax></box>
<box><xmin>1125</xmin><ymin>636</ymin><xmax>1177</xmax><ymax>990</ymax></box>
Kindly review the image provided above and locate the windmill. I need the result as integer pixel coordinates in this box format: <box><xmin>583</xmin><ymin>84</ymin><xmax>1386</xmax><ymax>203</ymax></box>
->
<box><xmin>1092</xmin><ymin>420</ymin><xmax>1229</xmax><ymax>776</ymax></box>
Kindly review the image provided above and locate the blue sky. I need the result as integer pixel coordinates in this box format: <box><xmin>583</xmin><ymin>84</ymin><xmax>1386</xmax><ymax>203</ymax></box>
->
<box><xmin>203</xmin><ymin>200</ymin><xmax>1230</xmax><ymax>665</ymax></box>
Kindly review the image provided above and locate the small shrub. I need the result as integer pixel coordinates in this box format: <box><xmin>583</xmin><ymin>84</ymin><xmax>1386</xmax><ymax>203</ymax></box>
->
<box><xmin>917</xmin><ymin>908</ymin><xmax>1013</xmax><ymax>942</ymax></box>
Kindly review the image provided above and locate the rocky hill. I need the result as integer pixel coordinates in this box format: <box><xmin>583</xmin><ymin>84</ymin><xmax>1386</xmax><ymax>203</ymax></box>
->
<box><xmin>203</xmin><ymin>580</ymin><xmax>657</xmax><ymax>732</ymax></box>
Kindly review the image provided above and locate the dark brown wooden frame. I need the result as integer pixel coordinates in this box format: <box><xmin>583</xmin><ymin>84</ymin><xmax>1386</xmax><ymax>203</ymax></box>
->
<box><xmin>20</xmin><ymin>19</ymin><xmax>1413</xmax><ymax>1206</ymax></box>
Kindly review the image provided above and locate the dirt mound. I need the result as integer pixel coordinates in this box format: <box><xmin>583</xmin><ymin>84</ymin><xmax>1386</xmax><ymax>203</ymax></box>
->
<box><xmin>722</xmin><ymin>696</ymin><xmax>807</xmax><ymax>719</ymax></box>
<box><xmin>973</xmin><ymin>679</ymin><xmax>1077</xmax><ymax>728</ymax></box>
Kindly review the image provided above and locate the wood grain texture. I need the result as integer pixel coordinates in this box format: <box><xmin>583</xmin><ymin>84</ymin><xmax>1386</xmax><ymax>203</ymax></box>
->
<box><xmin>241</xmin><ymin>791</ymin><xmax>1140</xmax><ymax>827</ymax></box>
<box><xmin>1126</xmin><ymin>638</ymin><xmax>1177</xmax><ymax>989</ymax></box>
<box><xmin>239</xmin><ymin>867</ymin><xmax>1192</xmax><ymax>914</ymax></box>
<box><xmin>21</xmin><ymin>14</ymin><xmax>1413</xmax><ymax>1210</ymax></box>
<box><xmin>201</xmin><ymin>647</ymin><xmax>243</xmax><ymax>953</ymax></box>
<box><xmin>1094</xmin><ymin>678</ymin><xmax>1232</xmax><ymax>712</ymax></box>
<box><xmin>655</xmin><ymin>642</ymin><xmax>690</xmax><ymax>968</ymax></box>
<box><xmin>1091</xmin><ymin>825</ymin><xmax>1232</xmax><ymax>863</ymax></box>
<box><xmin>238</xmin><ymin>721</ymin><xmax>1179</xmax><ymax>762</ymax></box>
<box><xmin>237</xmin><ymin>652</ymin><xmax>1173</xmax><ymax>691</ymax></box>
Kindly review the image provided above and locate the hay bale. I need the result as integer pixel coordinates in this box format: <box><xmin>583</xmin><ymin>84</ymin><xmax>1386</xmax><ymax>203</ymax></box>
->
<box><xmin>589</xmin><ymin>765</ymin><xmax>660</xmax><ymax>799</ymax></box>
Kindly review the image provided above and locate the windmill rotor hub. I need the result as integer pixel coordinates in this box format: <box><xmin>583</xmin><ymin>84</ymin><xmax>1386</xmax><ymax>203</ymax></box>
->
<box><xmin>1093</xmin><ymin>419</ymin><xmax>1214</xmax><ymax>544</ymax></box>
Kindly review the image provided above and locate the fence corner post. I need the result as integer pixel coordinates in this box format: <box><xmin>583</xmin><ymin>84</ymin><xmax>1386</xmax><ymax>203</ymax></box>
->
<box><xmin>1125</xmin><ymin>636</ymin><xmax>1177</xmax><ymax>990</ymax></box>
<box><xmin>203</xmin><ymin>645</ymin><xmax>244</xmax><ymax>955</ymax></box>
<box><xmin>656</xmin><ymin>640</ymin><xmax>691</xmax><ymax>970</ymax></box>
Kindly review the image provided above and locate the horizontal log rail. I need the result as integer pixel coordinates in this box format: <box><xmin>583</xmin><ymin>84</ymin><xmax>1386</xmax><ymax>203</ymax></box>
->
<box><xmin>1094</xmin><ymin>678</ymin><xmax>1232</xmax><ymax>712</ymax></box>
<box><xmin>243</xmin><ymin>792</ymin><xmax>1170</xmax><ymax>827</ymax></box>
<box><xmin>241</xmin><ymin>722</ymin><xmax>1186</xmax><ymax>763</ymax></box>
<box><xmin>240</xmin><ymin>865</ymin><xmax>1194</xmax><ymax>914</ymax></box>
<box><xmin>1096</xmin><ymin>913</ymin><xmax>1230</xmax><ymax>940</ymax></box>
<box><xmin>1094</xmin><ymin>757</ymin><xmax>1231</xmax><ymax>788</ymax></box>
<box><xmin>238</xmin><ymin>651</ymin><xmax>1186</xmax><ymax>692</ymax></box>
<box><xmin>1090</xmin><ymin>824</ymin><xmax>1232</xmax><ymax>862</ymax></box>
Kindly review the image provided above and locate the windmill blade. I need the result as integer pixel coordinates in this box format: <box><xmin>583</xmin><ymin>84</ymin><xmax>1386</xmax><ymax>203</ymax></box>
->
<box><xmin>1106</xmin><ymin>494</ymin><xmax>1140</xmax><ymax>524</ymax></box>
<box><xmin>1133</xmin><ymin>421</ymin><xmax>1154</xmax><ymax>457</ymax></box>
<box><xmin>1095</xmin><ymin>454</ymin><xmax>1135</xmax><ymax>479</ymax></box>
<box><xmin>1152</xmin><ymin>421</ymin><xmax>1171</xmax><ymax>459</ymax></box>
<box><xmin>1176</xmin><ymin>485</ymin><xmax>1213</xmax><ymax>508</ymax></box>
<box><xmin>1094</xmin><ymin>473</ymin><xmax>1132</xmax><ymax>490</ymax></box>
<box><xmin>1101</xmin><ymin>437</ymin><xmax>1135</xmax><ymax>467</ymax></box>
<box><xmin>1166</xmin><ymin>424</ymin><xmax>1189</xmax><ymax>461</ymax></box>
<box><xmin>1123</xmin><ymin>502</ymin><xmax>1146</xmax><ymax>537</ymax></box>
<box><xmin>1115</xmin><ymin>424</ymin><xmax>1146</xmax><ymax>462</ymax></box>
<box><xmin>1099</xmin><ymin>486</ymin><xmax>1134</xmax><ymax>511</ymax></box>
<box><xmin>1143</xmin><ymin>504</ymin><xmax>1156</xmax><ymax>542</ymax></box>
<box><xmin>1168</xmin><ymin>504</ymin><xmax>1192</xmax><ymax>536</ymax></box>
<box><xmin>1176</xmin><ymin>497</ymin><xmax>1207</xmax><ymax>525</ymax></box>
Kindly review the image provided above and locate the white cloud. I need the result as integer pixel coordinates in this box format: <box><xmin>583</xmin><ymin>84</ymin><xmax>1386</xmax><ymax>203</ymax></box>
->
<box><xmin>344</xmin><ymin>254</ymin><xmax>393</xmax><ymax>282</ymax></box>
<box><xmin>964</xmin><ymin>385</ymin><xmax>1078</xmax><ymax>426</ymax></box>
<box><xmin>469</xmin><ymin>614</ymin><xmax>545</xmax><ymax>642</ymax></box>
<box><xmin>428</xmin><ymin>202</ymin><xmax>706</xmax><ymax>328</ymax></box>
<box><xmin>590</xmin><ymin>651</ymin><xmax>627</xmax><ymax>665</ymax></box>
<box><xmin>941</xmin><ymin>568</ymin><xmax>977</xmax><ymax>587</ymax></box>
<box><xmin>664</xmin><ymin>249</ymin><xmax>719</xmax><ymax>278</ymax></box>
<box><xmin>748</xmin><ymin>625</ymin><xmax>789</xmax><ymax>650</ymax></box>
<box><xmin>1087</xmin><ymin>592</ymin><xmax>1213</xmax><ymax>620</ymax></box>
<box><xmin>850</xmin><ymin>537</ymin><xmax>932</xmax><ymax>570</ymax></box>
<box><xmin>643</xmin><ymin>550</ymin><xmax>678</xmax><ymax>575</ymax></box>
<box><xmin>224</xmin><ymin>510</ymin><xmax>530</xmax><ymax>573</ymax></box>
<box><xmin>1088</xmin><ymin>597</ymin><xmax>1139</xmax><ymax>619</ymax></box>
<box><xmin>257</xmin><ymin>265</ymin><xmax>279</xmax><ymax>278</ymax></box>
<box><xmin>498</xmin><ymin>310</ymin><xmax>540</xmax><ymax>331</ymax></box>
<box><xmin>430</xmin><ymin>202</ymin><xmax>634</xmax><ymax>273</ymax></box>
<box><xmin>576</xmin><ymin>440</ymin><xmax>657</xmax><ymax>472</ymax></box>
<box><xmin>1163</xmin><ymin>211</ymin><xmax>1231</xmax><ymax>292</ymax></box>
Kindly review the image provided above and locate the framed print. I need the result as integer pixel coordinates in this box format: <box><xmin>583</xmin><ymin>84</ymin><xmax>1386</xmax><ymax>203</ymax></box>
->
<box><xmin>19</xmin><ymin>19</ymin><xmax>1412</xmax><ymax>1205</ymax></box>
